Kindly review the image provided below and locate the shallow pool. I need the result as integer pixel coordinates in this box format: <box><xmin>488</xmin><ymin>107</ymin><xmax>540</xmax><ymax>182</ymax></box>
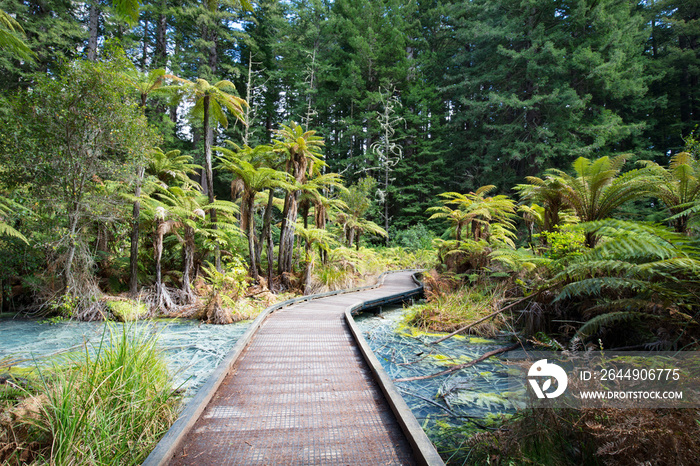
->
<box><xmin>355</xmin><ymin>306</ymin><xmax>522</xmax><ymax>438</ymax></box>
<box><xmin>0</xmin><ymin>318</ymin><xmax>250</xmax><ymax>395</ymax></box>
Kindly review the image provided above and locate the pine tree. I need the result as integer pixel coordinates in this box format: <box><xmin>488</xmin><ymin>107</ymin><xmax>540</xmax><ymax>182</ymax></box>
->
<box><xmin>442</xmin><ymin>0</ymin><xmax>652</xmax><ymax>190</ymax></box>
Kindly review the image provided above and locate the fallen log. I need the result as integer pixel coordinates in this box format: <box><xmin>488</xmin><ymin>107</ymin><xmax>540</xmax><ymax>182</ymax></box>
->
<box><xmin>393</xmin><ymin>342</ymin><xmax>521</xmax><ymax>382</ymax></box>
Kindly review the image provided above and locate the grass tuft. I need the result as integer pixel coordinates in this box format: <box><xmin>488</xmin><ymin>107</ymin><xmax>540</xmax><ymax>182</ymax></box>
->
<box><xmin>406</xmin><ymin>284</ymin><xmax>509</xmax><ymax>338</ymax></box>
<box><xmin>2</xmin><ymin>323</ymin><xmax>180</xmax><ymax>465</ymax></box>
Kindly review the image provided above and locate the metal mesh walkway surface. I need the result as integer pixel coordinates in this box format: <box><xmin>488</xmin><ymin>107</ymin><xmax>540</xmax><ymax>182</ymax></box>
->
<box><xmin>163</xmin><ymin>272</ymin><xmax>432</xmax><ymax>465</ymax></box>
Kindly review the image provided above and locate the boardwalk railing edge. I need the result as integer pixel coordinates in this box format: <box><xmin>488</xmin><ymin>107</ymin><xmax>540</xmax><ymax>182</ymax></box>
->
<box><xmin>143</xmin><ymin>269</ymin><xmax>427</xmax><ymax>466</ymax></box>
<box><xmin>344</xmin><ymin>273</ymin><xmax>445</xmax><ymax>466</ymax></box>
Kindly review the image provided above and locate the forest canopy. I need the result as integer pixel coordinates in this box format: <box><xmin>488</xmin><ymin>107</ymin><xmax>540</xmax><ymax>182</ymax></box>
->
<box><xmin>0</xmin><ymin>0</ymin><xmax>698</xmax><ymax>318</ymax></box>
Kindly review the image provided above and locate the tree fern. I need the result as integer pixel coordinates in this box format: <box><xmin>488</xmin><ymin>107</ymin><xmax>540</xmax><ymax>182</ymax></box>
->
<box><xmin>540</xmin><ymin>155</ymin><xmax>655</xmax><ymax>246</ymax></box>
<box><xmin>550</xmin><ymin>220</ymin><xmax>700</xmax><ymax>341</ymax></box>
<box><xmin>556</xmin><ymin>277</ymin><xmax>658</xmax><ymax>302</ymax></box>
<box><xmin>0</xmin><ymin>10</ymin><xmax>35</xmax><ymax>62</ymax></box>
<box><xmin>640</xmin><ymin>151</ymin><xmax>700</xmax><ymax>234</ymax></box>
<box><xmin>0</xmin><ymin>196</ymin><xmax>28</xmax><ymax>244</ymax></box>
<box><xmin>490</xmin><ymin>247</ymin><xmax>552</xmax><ymax>273</ymax></box>
<box><xmin>574</xmin><ymin>312</ymin><xmax>659</xmax><ymax>341</ymax></box>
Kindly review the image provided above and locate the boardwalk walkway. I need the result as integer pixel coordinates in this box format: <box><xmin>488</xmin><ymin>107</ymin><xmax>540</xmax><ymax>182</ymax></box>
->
<box><xmin>145</xmin><ymin>271</ymin><xmax>443</xmax><ymax>466</ymax></box>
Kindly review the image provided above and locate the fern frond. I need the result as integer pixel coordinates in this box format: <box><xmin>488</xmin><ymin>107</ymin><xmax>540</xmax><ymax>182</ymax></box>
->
<box><xmin>555</xmin><ymin>277</ymin><xmax>651</xmax><ymax>302</ymax></box>
<box><xmin>582</xmin><ymin>298</ymin><xmax>666</xmax><ymax>318</ymax></box>
<box><xmin>573</xmin><ymin>311</ymin><xmax>657</xmax><ymax>341</ymax></box>
<box><xmin>490</xmin><ymin>247</ymin><xmax>551</xmax><ymax>272</ymax></box>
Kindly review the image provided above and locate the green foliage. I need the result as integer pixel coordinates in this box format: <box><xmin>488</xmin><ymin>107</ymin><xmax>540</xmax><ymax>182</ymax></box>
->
<box><xmin>642</xmin><ymin>147</ymin><xmax>700</xmax><ymax>234</ymax></box>
<box><xmin>490</xmin><ymin>247</ymin><xmax>552</xmax><ymax>275</ymax></box>
<box><xmin>1</xmin><ymin>58</ymin><xmax>157</xmax><ymax>295</ymax></box>
<box><xmin>390</xmin><ymin>224</ymin><xmax>434</xmax><ymax>250</ymax></box>
<box><xmin>0</xmin><ymin>0</ymin><xmax>697</xmax><ymax>345</ymax></box>
<box><xmin>516</xmin><ymin>177</ymin><xmax>576</xmax><ymax>233</ymax></box>
<box><xmin>536</xmin><ymin>228</ymin><xmax>586</xmax><ymax>260</ymax></box>
<box><xmin>202</xmin><ymin>258</ymin><xmax>250</xmax><ymax>307</ymax></box>
<box><xmin>0</xmin><ymin>8</ymin><xmax>34</xmax><ymax>62</ymax></box>
<box><xmin>0</xmin><ymin>194</ymin><xmax>28</xmax><ymax>243</ymax></box>
<box><xmin>48</xmin><ymin>295</ymin><xmax>80</xmax><ymax>319</ymax></box>
<box><xmin>427</xmin><ymin>186</ymin><xmax>517</xmax><ymax>273</ymax></box>
<box><xmin>170</xmin><ymin>77</ymin><xmax>247</xmax><ymax>130</ymax></box>
<box><xmin>337</xmin><ymin>177</ymin><xmax>387</xmax><ymax>247</ymax></box>
<box><xmin>105</xmin><ymin>299</ymin><xmax>148</xmax><ymax>322</ymax></box>
<box><xmin>147</xmin><ymin>148</ymin><xmax>202</xmax><ymax>188</ymax></box>
<box><xmin>527</xmin><ymin>155</ymin><xmax>656</xmax><ymax>247</ymax></box>
<box><xmin>38</xmin><ymin>316</ymin><xmax>68</xmax><ymax>325</ymax></box>
<box><xmin>428</xmin><ymin>186</ymin><xmax>517</xmax><ymax>244</ymax></box>
<box><xmin>24</xmin><ymin>324</ymin><xmax>179</xmax><ymax>464</ymax></box>
<box><xmin>549</xmin><ymin>219</ymin><xmax>700</xmax><ymax>341</ymax></box>
<box><xmin>407</xmin><ymin>285</ymin><xmax>508</xmax><ymax>336</ymax></box>
<box><xmin>573</xmin><ymin>311</ymin><xmax>659</xmax><ymax>342</ymax></box>
<box><xmin>442</xmin><ymin>0</ymin><xmax>652</xmax><ymax>189</ymax></box>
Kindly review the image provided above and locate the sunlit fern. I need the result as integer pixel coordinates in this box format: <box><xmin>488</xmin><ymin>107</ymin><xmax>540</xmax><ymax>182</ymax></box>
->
<box><xmin>549</xmin><ymin>220</ymin><xmax>700</xmax><ymax>341</ymax></box>
<box><xmin>0</xmin><ymin>195</ymin><xmax>29</xmax><ymax>244</ymax></box>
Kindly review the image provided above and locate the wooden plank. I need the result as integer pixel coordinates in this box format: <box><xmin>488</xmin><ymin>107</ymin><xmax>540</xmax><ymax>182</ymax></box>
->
<box><xmin>144</xmin><ymin>270</ymin><xmax>442</xmax><ymax>465</ymax></box>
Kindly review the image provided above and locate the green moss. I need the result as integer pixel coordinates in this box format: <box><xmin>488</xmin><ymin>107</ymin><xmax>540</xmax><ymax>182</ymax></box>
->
<box><xmin>105</xmin><ymin>299</ymin><xmax>148</xmax><ymax>322</ymax></box>
<box><xmin>395</xmin><ymin>321</ymin><xmax>465</xmax><ymax>340</ymax></box>
<box><xmin>39</xmin><ymin>316</ymin><xmax>68</xmax><ymax>325</ymax></box>
<box><xmin>467</xmin><ymin>336</ymin><xmax>497</xmax><ymax>344</ymax></box>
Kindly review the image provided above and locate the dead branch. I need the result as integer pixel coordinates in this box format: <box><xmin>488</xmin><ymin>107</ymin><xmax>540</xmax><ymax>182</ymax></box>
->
<box><xmin>393</xmin><ymin>342</ymin><xmax>521</xmax><ymax>383</ymax></box>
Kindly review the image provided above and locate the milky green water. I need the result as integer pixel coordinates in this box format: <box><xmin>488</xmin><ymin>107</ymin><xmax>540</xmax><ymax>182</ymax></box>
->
<box><xmin>2</xmin><ymin>307</ymin><xmax>522</xmax><ymax>434</ymax></box>
<box><xmin>355</xmin><ymin>306</ymin><xmax>523</xmax><ymax>439</ymax></box>
<box><xmin>0</xmin><ymin>318</ymin><xmax>250</xmax><ymax>395</ymax></box>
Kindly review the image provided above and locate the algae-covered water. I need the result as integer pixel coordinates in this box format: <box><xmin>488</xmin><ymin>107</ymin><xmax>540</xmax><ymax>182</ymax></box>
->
<box><xmin>0</xmin><ymin>318</ymin><xmax>250</xmax><ymax>395</ymax></box>
<box><xmin>355</xmin><ymin>306</ymin><xmax>523</xmax><ymax>453</ymax></box>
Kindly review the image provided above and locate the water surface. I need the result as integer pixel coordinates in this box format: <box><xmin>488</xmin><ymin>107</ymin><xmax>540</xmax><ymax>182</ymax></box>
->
<box><xmin>355</xmin><ymin>306</ymin><xmax>522</xmax><ymax>434</ymax></box>
<box><xmin>0</xmin><ymin>318</ymin><xmax>250</xmax><ymax>394</ymax></box>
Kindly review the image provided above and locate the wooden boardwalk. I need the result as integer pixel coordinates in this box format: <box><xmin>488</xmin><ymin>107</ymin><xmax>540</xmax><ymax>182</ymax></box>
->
<box><xmin>145</xmin><ymin>271</ymin><xmax>443</xmax><ymax>466</ymax></box>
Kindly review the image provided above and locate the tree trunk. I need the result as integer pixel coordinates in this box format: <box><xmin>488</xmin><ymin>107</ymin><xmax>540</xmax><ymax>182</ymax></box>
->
<box><xmin>87</xmin><ymin>2</ymin><xmax>100</xmax><ymax>61</ymax></box>
<box><xmin>141</xmin><ymin>19</ymin><xmax>149</xmax><ymax>70</ymax></box>
<box><xmin>246</xmin><ymin>193</ymin><xmax>258</xmax><ymax>281</ymax></box>
<box><xmin>303</xmin><ymin>242</ymin><xmax>312</xmax><ymax>295</ymax></box>
<box><xmin>0</xmin><ymin>279</ymin><xmax>5</xmax><ymax>314</ymax></box>
<box><xmin>129</xmin><ymin>166</ymin><xmax>145</xmax><ymax>296</ymax></box>
<box><xmin>208</xmin><ymin>29</ymin><xmax>218</xmax><ymax>74</ymax></box>
<box><xmin>155</xmin><ymin>1</ymin><xmax>167</xmax><ymax>68</ymax></box>
<box><xmin>347</xmin><ymin>227</ymin><xmax>355</xmax><ymax>248</ymax></box>
<box><xmin>279</xmin><ymin>192</ymin><xmax>298</xmax><ymax>274</ymax></box>
<box><xmin>384</xmin><ymin>161</ymin><xmax>390</xmax><ymax>246</ymax></box>
<box><xmin>203</xmin><ymin>96</ymin><xmax>214</xmax><ymax>203</ymax></box>
<box><xmin>263</xmin><ymin>189</ymin><xmax>275</xmax><ymax>288</ymax></box>
<box><xmin>154</xmin><ymin>226</ymin><xmax>164</xmax><ymax>308</ymax></box>
<box><xmin>182</xmin><ymin>225</ymin><xmax>195</xmax><ymax>302</ymax></box>
<box><xmin>203</xmin><ymin>96</ymin><xmax>221</xmax><ymax>271</ymax></box>
<box><xmin>63</xmin><ymin>207</ymin><xmax>80</xmax><ymax>292</ymax></box>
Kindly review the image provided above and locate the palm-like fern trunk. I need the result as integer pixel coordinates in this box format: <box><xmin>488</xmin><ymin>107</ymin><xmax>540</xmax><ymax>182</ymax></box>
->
<box><xmin>278</xmin><ymin>191</ymin><xmax>298</xmax><ymax>286</ymax></box>
<box><xmin>154</xmin><ymin>222</ymin><xmax>164</xmax><ymax>307</ymax></box>
<box><xmin>263</xmin><ymin>189</ymin><xmax>275</xmax><ymax>288</ymax></box>
<box><xmin>182</xmin><ymin>225</ymin><xmax>195</xmax><ymax>303</ymax></box>
<box><xmin>63</xmin><ymin>208</ymin><xmax>80</xmax><ymax>293</ymax></box>
<box><xmin>246</xmin><ymin>193</ymin><xmax>258</xmax><ymax>281</ymax></box>
<box><xmin>202</xmin><ymin>95</ymin><xmax>221</xmax><ymax>271</ymax></box>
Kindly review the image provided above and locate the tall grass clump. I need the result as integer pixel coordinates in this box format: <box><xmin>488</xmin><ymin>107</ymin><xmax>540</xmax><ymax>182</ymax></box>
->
<box><xmin>407</xmin><ymin>284</ymin><xmax>509</xmax><ymax>337</ymax></box>
<box><xmin>27</xmin><ymin>324</ymin><xmax>180</xmax><ymax>464</ymax></box>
